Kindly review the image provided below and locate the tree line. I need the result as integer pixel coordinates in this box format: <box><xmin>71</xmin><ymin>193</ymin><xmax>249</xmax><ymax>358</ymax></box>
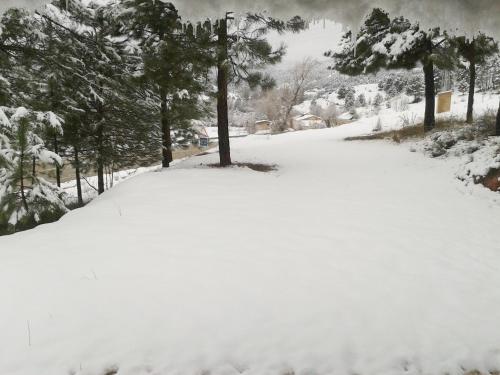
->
<box><xmin>0</xmin><ymin>0</ymin><xmax>303</xmax><ymax>234</ymax></box>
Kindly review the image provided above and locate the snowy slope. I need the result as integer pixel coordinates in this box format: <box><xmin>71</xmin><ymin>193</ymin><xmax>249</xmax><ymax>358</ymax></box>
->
<box><xmin>1</xmin><ymin>121</ymin><xmax>500</xmax><ymax>375</ymax></box>
<box><xmin>348</xmin><ymin>92</ymin><xmax>499</xmax><ymax>133</ymax></box>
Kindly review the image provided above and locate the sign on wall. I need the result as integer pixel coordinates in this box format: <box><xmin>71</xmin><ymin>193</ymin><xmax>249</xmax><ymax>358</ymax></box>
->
<box><xmin>437</xmin><ymin>91</ymin><xmax>452</xmax><ymax>114</ymax></box>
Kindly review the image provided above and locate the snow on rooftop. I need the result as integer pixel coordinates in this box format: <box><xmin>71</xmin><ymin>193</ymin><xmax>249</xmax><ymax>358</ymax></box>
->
<box><xmin>296</xmin><ymin>114</ymin><xmax>322</xmax><ymax>121</ymax></box>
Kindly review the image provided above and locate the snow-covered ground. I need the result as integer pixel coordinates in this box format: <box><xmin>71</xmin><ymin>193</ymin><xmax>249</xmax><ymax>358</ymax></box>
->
<box><xmin>60</xmin><ymin>166</ymin><xmax>161</xmax><ymax>204</ymax></box>
<box><xmin>293</xmin><ymin>85</ymin><xmax>498</xmax><ymax>132</ymax></box>
<box><xmin>2</xmin><ymin>114</ymin><xmax>500</xmax><ymax>375</ymax></box>
<box><xmin>204</xmin><ymin>126</ymin><xmax>249</xmax><ymax>140</ymax></box>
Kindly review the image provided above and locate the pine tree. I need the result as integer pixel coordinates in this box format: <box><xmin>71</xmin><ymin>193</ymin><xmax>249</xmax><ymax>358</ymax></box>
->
<box><xmin>1</xmin><ymin>0</ymin><xmax>172</xmax><ymax>208</ymax></box>
<box><xmin>59</xmin><ymin>1</ymin><xmax>161</xmax><ymax>193</ymax></box>
<box><xmin>328</xmin><ymin>8</ymin><xmax>458</xmax><ymax>132</ymax></box>
<box><xmin>406</xmin><ymin>75</ymin><xmax>424</xmax><ymax>102</ymax></box>
<box><xmin>456</xmin><ymin>66</ymin><xmax>469</xmax><ymax>94</ymax></box>
<box><xmin>373</xmin><ymin>92</ymin><xmax>384</xmax><ymax>107</ymax></box>
<box><xmin>0</xmin><ymin>107</ymin><xmax>66</xmax><ymax>233</ymax></box>
<box><xmin>327</xmin><ymin>8</ymin><xmax>392</xmax><ymax>76</ymax></box>
<box><xmin>337</xmin><ymin>85</ymin><xmax>348</xmax><ymax>99</ymax></box>
<box><xmin>119</xmin><ymin>0</ymin><xmax>211</xmax><ymax>168</ymax></box>
<box><xmin>344</xmin><ymin>90</ymin><xmax>356</xmax><ymax>110</ymax></box>
<box><xmin>15</xmin><ymin>10</ymin><xmax>72</xmax><ymax>188</ymax></box>
<box><xmin>211</xmin><ymin>13</ymin><xmax>305</xmax><ymax>166</ymax></box>
<box><xmin>455</xmin><ymin>33</ymin><xmax>498</xmax><ymax>123</ymax></box>
<box><xmin>356</xmin><ymin>93</ymin><xmax>366</xmax><ymax>107</ymax></box>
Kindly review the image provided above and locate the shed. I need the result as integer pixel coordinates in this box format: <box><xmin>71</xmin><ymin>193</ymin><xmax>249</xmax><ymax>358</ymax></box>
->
<box><xmin>292</xmin><ymin>114</ymin><xmax>326</xmax><ymax>130</ymax></box>
<box><xmin>255</xmin><ymin>120</ymin><xmax>272</xmax><ymax>133</ymax></box>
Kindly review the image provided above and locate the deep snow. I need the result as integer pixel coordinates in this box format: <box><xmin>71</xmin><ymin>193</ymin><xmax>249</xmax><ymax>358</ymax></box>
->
<box><xmin>1</xmin><ymin>119</ymin><xmax>500</xmax><ymax>375</ymax></box>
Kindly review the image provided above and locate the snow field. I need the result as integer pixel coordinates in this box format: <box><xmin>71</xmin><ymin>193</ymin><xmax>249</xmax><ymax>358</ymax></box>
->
<box><xmin>1</xmin><ymin>120</ymin><xmax>500</xmax><ymax>375</ymax></box>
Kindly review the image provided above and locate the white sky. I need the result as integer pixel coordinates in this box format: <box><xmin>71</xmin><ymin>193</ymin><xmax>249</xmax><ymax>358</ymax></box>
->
<box><xmin>268</xmin><ymin>20</ymin><xmax>343</xmax><ymax>68</ymax></box>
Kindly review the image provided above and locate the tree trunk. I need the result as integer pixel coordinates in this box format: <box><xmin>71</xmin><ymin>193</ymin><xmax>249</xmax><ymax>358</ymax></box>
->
<box><xmin>216</xmin><ymin>17</ymin><xmax>231</xmax><ymax>167</ymax></box>
<box><xmin>466</xmin><ymin>57</ymin><xmax>476</xmax><ymax>124</ymax></box>
<box><xmin>423</xmin><ymin>61</ymin><xmax>436</xmax><ymax>132</ymax></box>
<box><xmin>54</xmin><ymin>135</ymin><xmax>61</xmax><ymax>187</ymax></box>
<box><xmin>32</xmin><ymin>157</ymin><xmax>36</xmax><ymax>183</ymax></box>
<box><xmin>160</xmin><ymin>91</ymin><xmax>173</xmax><ymax>168</ymax></box>
<box><xmin>49</xmin><ymin>81</ymin><xmax>61</xmax><ymax>187</ymax></box>
<box><xmin>97</xmin><ymin>160</ymin><xmax>104</xmax><ymax>195</ymax></box>
<box><xmin>20</xmin><ymin>177</ymin><xmax>28</xmax><ymax>212</ymax></box>
<box><xmin>74</xmin><ymin>146</ymin><xmax>83</xmax><ymax>207</ymax></box>
<box><xmin>20</xmin><ymin>151</ymin><xmax>29</xmax><ymax>212</ymax></box>
<box><xmin>496</xmin><ymin>99</ymin><xmax>500</xmax><ymax>136</ymax></box>
<box><xmin>96</xmin><ymin>124</ymin><xmax>105</xmax><ymax>195</ymax></box>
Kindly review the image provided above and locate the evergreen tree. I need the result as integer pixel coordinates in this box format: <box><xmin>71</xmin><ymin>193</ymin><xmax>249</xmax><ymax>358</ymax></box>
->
<box><xmin>356</xmin><ymin>93</ymin><xmax>366</xmax><ymax>107</ymax></box>
<box><xmin>16</xmin><ymin>8</ymin><xmax>71</xmax><ymax>187</ymax></box>
<box><xmin>1</xmin><ymin>0</ymin><xmax>180</xmax><ymax>208</ymax></box>
<box><xmin>337</xmin><ymin>85</ymin><xmax>348</xmax><ymax>99</ymax></box>
<box><xmin>455</xmin><ymin>32</ymin><xmax>498</xmax><ymax>123</ymax></box>
<box><xmin>344</xmin><ymin>90</ymin><xmax>356</xmax><ymax>110</ymax></box>
<box><xmin>211</xmin><ymin>13</ymin><xmax>305</xmax><ymax>166</ymax></box>
<box><xmin>119</xmin><ymin>0</ymin><xmax>211</xmax><ymax>168</ymax></box>
<box><xmin>0</xmin><ymin>107</ymin><xmax>66</xmax><ymax>233</ymax></box>
<box><xmin>337</xmin><ymin>85</ymin><xmax>355</xmax><ymax>100</ymax></box>
<box><xmin>59</xmin><ymin>1</ymin><xmax>160</xmax><ymax>193</ymax></box>
<box><xmin>328</xmin><ymin>8</ymin><xmax>392</xmax><ymax>76</ymax></box>
<box><xmin>406</xmin><ymin>75</ymin><xmax>424</xmax><ymax>102</ymax></box>
<box><xmin>373</xmin><ymin>92</ymin><xmax>384</xmax><ymax>107</ymax></box>
<box><xmin>328</xmin><ymin>8</ymin><xmax>457</xmax><ymax>132</ymax></box>
<box><xmin>456</xmin><ymin>66</ymin><xmax>469</xmax><ymax>94</ymax></box>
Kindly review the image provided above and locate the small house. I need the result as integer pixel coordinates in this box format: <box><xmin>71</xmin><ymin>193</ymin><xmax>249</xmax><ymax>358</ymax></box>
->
<box><xmin>336</xmin><ymin>112</ymin><xmax>354</xmax><ymax>125</ymax></box>
<box><xmin>291</xmin><ymin>114</ymin><xmax>326</xmax><ymax>130</ymax></box>
<box><xmin>254</xmin><ymin>120</ymin><xmax>272</xmax><ymax>134</ymax></box>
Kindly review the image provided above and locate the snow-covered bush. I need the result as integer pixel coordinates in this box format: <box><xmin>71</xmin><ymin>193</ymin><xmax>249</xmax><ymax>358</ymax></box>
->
<box><xmin>0</xmin><ymin>107</ymin><xmax>67</xmax><ymax>234</ymax></box>
<box><xmin>344</xmin><ymin>90</ymin><xmax>356</xmax><ymax>110</ymax></box>
<box><xmin>390</xmin><ymin>95</ymin><xmax>411</xmax><ymax>112</ymax></box>
<box><xmin>337</xmin><ymin>85</ymin><xmax>355</xmax><ymax>100</ymax></box>
<box><xmin>373</xmin><ymin>92</ymin><xmax>384</xmax><ymax>107</ymax></box>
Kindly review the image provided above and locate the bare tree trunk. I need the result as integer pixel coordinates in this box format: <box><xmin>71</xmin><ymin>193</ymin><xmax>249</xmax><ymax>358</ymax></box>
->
<box><xmin>74</xmin><ymin>146</ymin><xmax>83</xmax><ymax>207</ymax></box>
<box><xmin>20</xmin><ymin>151</ymin><xmax>29</xmax><ymax>212</ymax></box>
<box><xmin>466</xmin><ymin>57</ymin><xmax>476</xmax><ymax>124</ymax></box>
<box><xmin>283</xmin><ymin>89</ymin><xmax>300</xmax><ymax>130</ymax></box>
<box><xmin>49</xmin><ymin>82</ymin><xmax>61</xmax><ymax>187</ymax></box>
<box><xmin>217</xmin><ymin>17</ymin><xmax>231</xmax><ymax>167</ymax></box>
<box><xmin>32</xmin><ymin>157</ymin><xmax>36</xmax><ymax>184</ymax></box>
<box><xmin>496</xmin><ymin>99</ymin><xmax>500</xmax><ymax>136</ymax></box>
<box><xmin>54</xmin><ymin>135</ymin><xmax>61</xmax><ymax>187</ymax></box>
<box><xmin>423</xmin><ymin>61</ymin><xmax>436</xmax><ymax>132</ymax></box>
<box><xmin>160</xmin><ymin>90</ymin><xmax>173</xmax><ymax>168</ymax></box>
<box><xmin>96</xmin><ymin>124</ymin><xmax>105</xmax><ymax>195</ymax></box>
<box><xmin>283</xmin><ymin>58</ymin><xmax>315</xmax><ymax>130</ymax></box>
